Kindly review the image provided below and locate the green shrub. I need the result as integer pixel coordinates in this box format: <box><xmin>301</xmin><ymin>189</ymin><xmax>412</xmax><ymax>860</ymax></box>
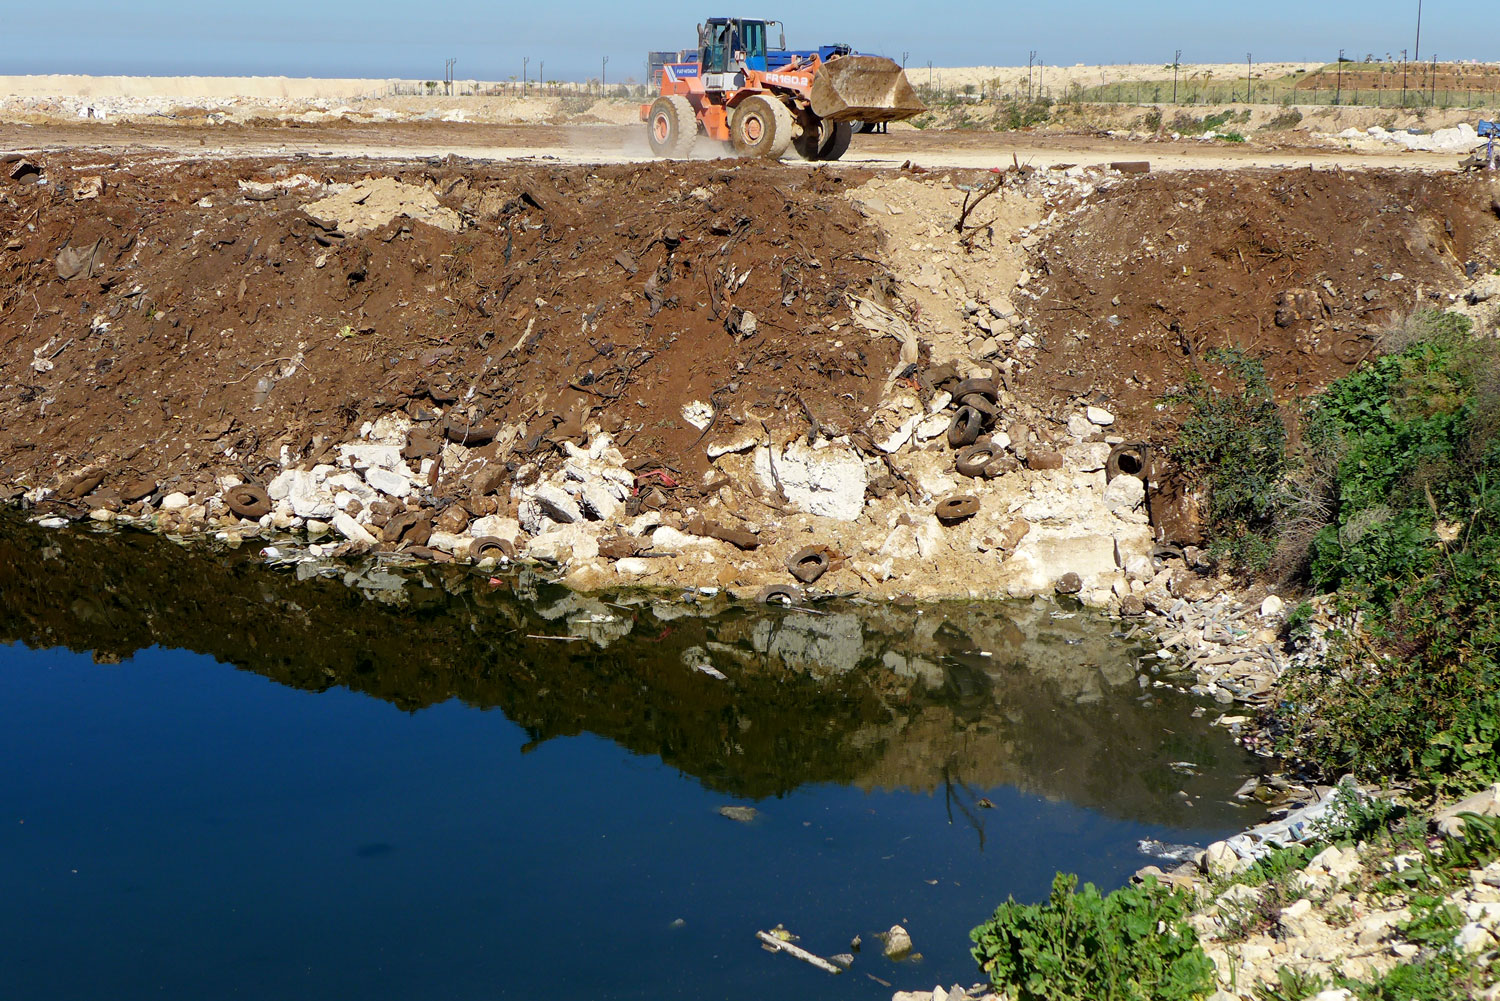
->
<box><xmin>969</xmin><ymin>872</ymin><xmax>1215</xmax><ymax>1001</ymax></box>
<box><xmin>1171</xmin><ymin>348</ymin><xmax>1287</xmax><ymax>568</ymax></box>
<box><xmin>1272</xmin><ymin>313</ymin><xmax>1500</xmax><ymax>790</ymax></box>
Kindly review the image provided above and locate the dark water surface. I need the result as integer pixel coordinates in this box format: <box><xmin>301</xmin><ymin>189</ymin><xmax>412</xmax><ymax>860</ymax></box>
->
<box><xmin>0</xmin><ymin>517</ymin><xmax>1262</xmax><ymax>1000</ymax></box>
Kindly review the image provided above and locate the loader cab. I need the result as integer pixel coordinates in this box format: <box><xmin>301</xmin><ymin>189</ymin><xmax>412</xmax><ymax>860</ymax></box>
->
<box><xmin>698</xmin><ymin>17</ymin><xmax>783</xmax><ymax>74</ymax></box>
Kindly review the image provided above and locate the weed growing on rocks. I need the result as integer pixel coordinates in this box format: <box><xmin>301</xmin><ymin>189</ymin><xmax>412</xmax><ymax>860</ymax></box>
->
<box><xmin>969</xmin><ymin>872</ymin><xmax>1215</xmax><ymax>1001</ymax></box>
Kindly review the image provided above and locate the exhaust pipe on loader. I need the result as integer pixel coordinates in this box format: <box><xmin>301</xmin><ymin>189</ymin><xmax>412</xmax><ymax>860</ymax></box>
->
<box><xmin>809</xmin><ymin>55</ymin><xmax>926</xmax><ymax>124</ymax></box>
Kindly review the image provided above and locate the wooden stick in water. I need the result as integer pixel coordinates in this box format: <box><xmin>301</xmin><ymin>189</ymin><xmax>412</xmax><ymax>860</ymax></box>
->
<box><xmin>754</xmin><ymin>931</ymin><xmax>844</xmax><ymax>975</ymax></box>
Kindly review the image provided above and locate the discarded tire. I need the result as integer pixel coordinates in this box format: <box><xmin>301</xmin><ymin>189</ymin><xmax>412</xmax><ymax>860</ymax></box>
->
<box><xmin>947</xmin><ymin>406</ymin><xmax>984</xmax><ymax>448</ymax></box>
<box><xmin>225</xmin><ymin>484</ymin><xmax>272</xmax><ymax>519</ymax></box>
<box><xmin>787</xmin><ymin>545</ymin><xmax>832</xmax><ymax>584</ymax></box>
<box><xmin>756</xmin><ymin>583</ymin><xmax>802</xmax><ymax>605</ymax></box>
<box><xmin>469</xmin><ymin>536</ymin><xmax>515</xmax><ymax>561</ymax></box>
<box><xmin>1105</xmin><ymin>443</ymin><xmax>1149</xmax><ymax>483</ymax></box>
<box><xmin>958</xmin><ymin>393</ymin><xmax>999</xmax><ymax>418</ymax></box>
<box><xmin>952</xmin><ymin>377</ymin><xmax>997</xmax><ymax>401</ymax></box>
<box><xmin>935</xmin><ymin>495</ymin><xmax>980</xmax><ymax>523</ymax></box>
<box><xmin>955</xmin><ymin>442</ymin><xmax>1001</xmax><ymax>478</ymax></box>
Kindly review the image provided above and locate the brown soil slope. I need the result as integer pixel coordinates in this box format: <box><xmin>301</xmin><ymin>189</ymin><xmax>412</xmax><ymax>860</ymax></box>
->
<box><xmin>0</xmin><ymin>153</ymin><xmax>893</xmax><ymax>500</ymax></box>
<box><xmin>1017</xmin><ymin>168</ymin><xmax>1500</xmax><ymax>425</ymax></box>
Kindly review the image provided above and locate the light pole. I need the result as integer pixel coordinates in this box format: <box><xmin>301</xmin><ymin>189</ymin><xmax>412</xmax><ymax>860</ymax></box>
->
<box><xmin>1414</xmin><ymin>0</ymin><xmax>1423</xmax><ymax>62</ymax></box>
<box><xmin>523</xmin><ymin>56</ymin><xmax>530</xmax><ymax>97</ymax></box>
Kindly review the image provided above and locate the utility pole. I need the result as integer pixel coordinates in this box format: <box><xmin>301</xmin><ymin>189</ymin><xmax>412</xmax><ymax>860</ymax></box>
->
<box><xmin>928</xmin><ymin>60</ymin><xmax>933</xmax><ymax>88</ymax></box>
<box><xmin>523</xmin><ymin>56</ymin><xmax>530</xmax><ymax>97</ymax></box>
<box><xmin>1431</xmin><ymin>53</ymin><xmax>1437</xmax><ymax>106</ymax></box>
<box><xmin>1246</xmin><ymin>52</ymin><xmax>1252</xmax><ymax>103</ymax></box>
<box><xmin>1173</xmin><ymin>49</ymin><xmax>1181</xmax><ymax>104</ymax></box>
<box><xmin>444</xmin><ymin>57</ymin><xmax>456</xmax><ymax>96</ymax></box>
<box><xmin>901</xmin><ymin>50</ymin><xmax>909</xmax><ymax>69</ymax></box>
<box><xmin>1414</xmin><ymin>0</ymin><xmax>1423</xmax><ymax>62</ymax></box>
<box><xmin>1401</xmin><ymin>48</ymin><xmax>1407</xmax><ymax>106</ymax></box>
<box><xmin>602</xmin><ymin>55</ymin><xmax>609</xmax><ymax>95</ymax></box>
<box><xmin>1027</xmin><ymin>50</ymin><xmax>1035</xmax><ymax>101</ymax></box>
<box><xmin>1336</xmin><ymin>49</ymin><xmax>1343</xmax><ymax>105</ymax></box>
<box><xmin>539</xmin><ymin>61</ymin><xmax>544</xmax><ymax>94</ymax></box>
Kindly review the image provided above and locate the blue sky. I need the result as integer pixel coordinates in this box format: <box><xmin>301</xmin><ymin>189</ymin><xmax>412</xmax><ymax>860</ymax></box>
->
<box><xmin>2</xmin><ymin>0</ymin><xmax>1494</xmax><ymax>82</ymax></box>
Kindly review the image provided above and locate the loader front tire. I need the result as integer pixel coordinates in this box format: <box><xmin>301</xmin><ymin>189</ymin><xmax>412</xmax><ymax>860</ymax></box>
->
<box><xmin>647</xmin><ymin>96</ymin><xmax>697</xmax><ymax>158</ymax></box>
<box><xmin>730</xmin><ymin>94</ymin><xmax>793</xmax><ymax>160</ymax></box>
<box><xmin>792</xmin><ymin>114</ymin><xmax>854</xmax><ymax>162</ymax></box>
<box><xmin>818</xmin><ymin>120</ymin><xmax>853</xmax><ymax>161</ymax></box>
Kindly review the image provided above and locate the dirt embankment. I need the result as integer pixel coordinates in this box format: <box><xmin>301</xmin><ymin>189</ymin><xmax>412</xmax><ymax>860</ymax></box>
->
<box><xmin>1014</xmin><ymin>168</ymin><xmax>1500</xmax><ymax>428</ymax></box>
<box><xmin>0</xmin><ymin>152</ymin><xmax>889</xmax><ymax>499</ymax></box>
<box><xmin>2</xmin><ymin>151</ymin><xmax>1496</xmax><ymax>603</ymax></box>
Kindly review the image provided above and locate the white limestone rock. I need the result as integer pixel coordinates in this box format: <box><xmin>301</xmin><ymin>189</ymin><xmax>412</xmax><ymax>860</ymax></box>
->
<box><xmin>754</xmin><ymin>442</ymin><xmax>867</xmax><ymax>521</ymax></box>
<box><xmin>332</xmin><ymin>511</ymin><xmax>376</xmax><ymax>545</ymax></box>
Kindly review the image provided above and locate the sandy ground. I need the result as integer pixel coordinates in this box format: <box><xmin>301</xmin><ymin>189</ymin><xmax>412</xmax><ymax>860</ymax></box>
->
<box><xmin>0</xmin><ymin>121</ymin><xmax>1464</xmax><ymax>173</ymax></box>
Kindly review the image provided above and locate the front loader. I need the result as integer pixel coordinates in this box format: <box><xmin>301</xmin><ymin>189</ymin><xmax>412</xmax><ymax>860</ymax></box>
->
<box><xmin>642</xmin><ymin>17</ymin><xmax>924</xmax><ymax>161</ymax></box>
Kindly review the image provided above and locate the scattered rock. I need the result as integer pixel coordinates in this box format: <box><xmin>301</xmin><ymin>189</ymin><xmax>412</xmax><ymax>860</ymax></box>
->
<box><xmin>1054</xmin><ymin>572</ymin><xmax>1083</xmax><ymax>595</ymax></box>
<box><xmin>332</xmin><ymin>511</ymin><xmax>376</xmax><ymax>545</ymax></box>
<box><xmin>882</xmin><ymin>924</ymin><xmax>913</xmax><ymax>960</ymax></box>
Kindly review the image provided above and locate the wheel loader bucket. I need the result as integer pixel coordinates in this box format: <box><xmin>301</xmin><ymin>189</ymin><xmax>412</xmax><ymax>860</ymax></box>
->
<box><xmin>809</xmin><ymin>55</ymin><xmax>926</xmax><ymax>124</ymax></box>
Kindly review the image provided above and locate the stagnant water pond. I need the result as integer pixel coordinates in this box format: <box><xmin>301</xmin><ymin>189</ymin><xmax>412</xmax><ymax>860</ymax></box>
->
<box><xmin>0</xmin><ymin>516</ymin><xmax>1263</xmax><ymax>1000</ymax></box>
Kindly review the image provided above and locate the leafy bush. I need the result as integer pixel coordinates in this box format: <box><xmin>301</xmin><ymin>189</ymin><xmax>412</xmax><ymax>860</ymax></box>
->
<box><xmin>1171</xmin><ymin>348</ymin><xmax>1287</xmax><ymax>568</ymax></box>
<box><xmin>1272</xmin><ymin>313</ymin><xmax>1500</xmax><ymax>789</ymax></box>
<box><xmin>970</xmin><ymin>873</ymin><xmax>1215</xmax><ymax>1001</ymax></box>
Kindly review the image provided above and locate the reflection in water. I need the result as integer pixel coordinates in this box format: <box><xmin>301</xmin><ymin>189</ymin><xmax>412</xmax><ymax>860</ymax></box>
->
<box><xmin>0</xmin><ymin>515</ymin><xmax>1254</xmax><ymax>828</ymax></box>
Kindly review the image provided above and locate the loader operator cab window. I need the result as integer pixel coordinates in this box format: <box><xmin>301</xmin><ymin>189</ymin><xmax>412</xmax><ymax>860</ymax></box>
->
<box><xmin>701</xmin><ymin>22</ymin><xmax>731</xmax><ymax>74</ymax></box>
<box><xmin>739</xmin><ymin>21</ymin><xmax>767</xmax><ymax>71</ymax></box>
<box><xmin>702</xmin><ymin>19</ymin><xmax>767</xmax><ymax>74</ymax></box>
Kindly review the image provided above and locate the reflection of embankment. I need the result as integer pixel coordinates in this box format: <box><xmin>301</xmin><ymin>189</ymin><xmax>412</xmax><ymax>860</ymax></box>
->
<box><xmin>0</xmin><ymin>517</ymin><xmax>1254</xmax><ymax>824</ymax></box>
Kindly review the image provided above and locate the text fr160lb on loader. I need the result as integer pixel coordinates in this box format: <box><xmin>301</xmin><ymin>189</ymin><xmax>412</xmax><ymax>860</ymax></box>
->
<box><xmin>641</xmin><ymin>17</ymin><xmax>925</xmax><ymax>161</ymax></box>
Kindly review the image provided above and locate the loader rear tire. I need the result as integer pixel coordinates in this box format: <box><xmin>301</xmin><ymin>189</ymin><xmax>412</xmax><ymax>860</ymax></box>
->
<box><xmin>730</xmin><ymin>94</ymin><xmax>793</xmax><ymax>159</ymax></box>
<box><xmin>647</xmin><ymin>96</ymin><xmax>697</xmax><ymax>158</ymax></box>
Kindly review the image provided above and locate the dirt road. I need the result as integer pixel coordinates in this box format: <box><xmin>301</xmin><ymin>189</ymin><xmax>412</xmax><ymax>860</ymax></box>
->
<box><xmin>0</xmin><ymin>121</ymin><xmax>1463</xmax><ymax>172</ymax></box>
